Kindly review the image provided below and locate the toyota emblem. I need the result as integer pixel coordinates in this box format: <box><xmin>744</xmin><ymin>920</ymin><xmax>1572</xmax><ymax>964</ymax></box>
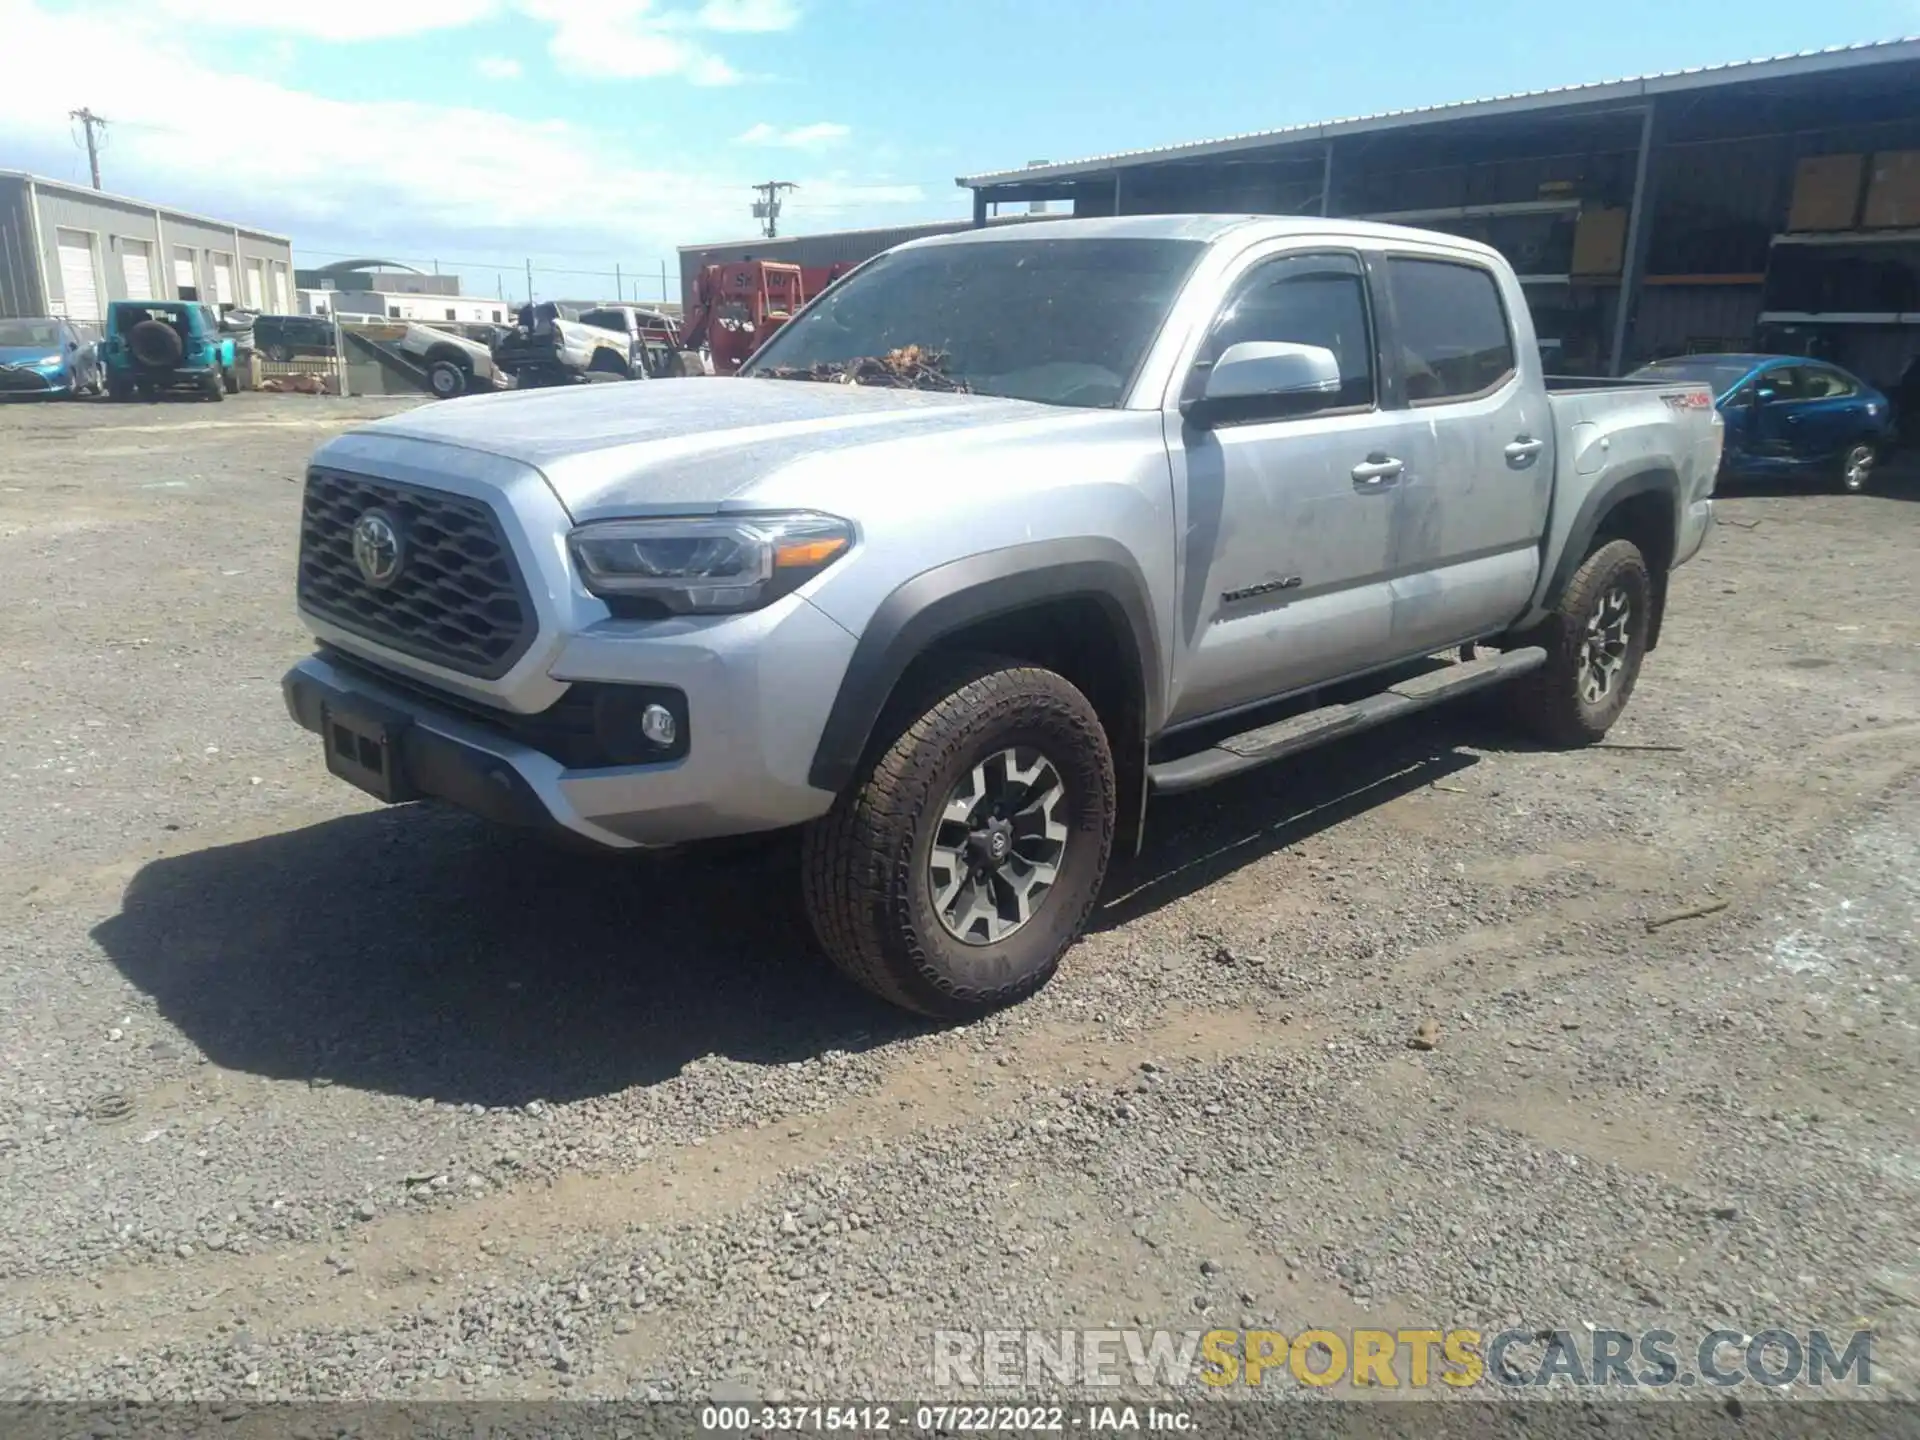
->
<box><xmin>352</xmin><ymin>509</ymin><xmax>404</xmax><ymax>588</ymax></box>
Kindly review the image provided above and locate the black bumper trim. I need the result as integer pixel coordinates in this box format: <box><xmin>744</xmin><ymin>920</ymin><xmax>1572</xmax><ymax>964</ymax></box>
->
<box><xmin>283</xmin><ymin>665</ymin><xmax>559</xmax><ymax>833</ymax></box>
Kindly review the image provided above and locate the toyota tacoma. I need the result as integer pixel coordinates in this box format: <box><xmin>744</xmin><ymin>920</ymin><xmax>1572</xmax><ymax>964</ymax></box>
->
<box><xmin>283</xmin><ymin>215</ymin><xmax>1721</xmax><ymax>1019</ymax></box>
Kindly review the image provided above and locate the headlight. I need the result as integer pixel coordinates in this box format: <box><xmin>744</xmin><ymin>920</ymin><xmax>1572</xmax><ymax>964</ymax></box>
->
<box><xmin>35</xmin><ymin>354</ymin><xmax>64</xmax><ymax>369</ymax></box>
<box><xmin>568</xmin><ymin>511</ymin><xmax>852</xmax><ymax>614</ymax></box>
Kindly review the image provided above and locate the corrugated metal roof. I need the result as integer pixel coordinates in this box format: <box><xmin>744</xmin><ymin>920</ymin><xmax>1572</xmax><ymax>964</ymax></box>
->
<box><xmin>959</xmin><ymin>37</ymin><xmax>1920</xmax><ymax>189</ymax></box>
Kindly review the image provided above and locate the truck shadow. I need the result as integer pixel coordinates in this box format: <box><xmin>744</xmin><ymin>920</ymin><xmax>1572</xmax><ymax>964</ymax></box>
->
<box><xmin>1095</xmin><ymin>712</ymin><xmax>1483</xmax><ymax>932</ymax></box>
<box><xmin>92</xmin><ymin>711</ymin><xmax>1493</xmax><ymax>1108</ymax></box>
<box><xmin>90</xmin><ymin>808</ymin><xmax>919</xmax><ymax>1109</ymax></box>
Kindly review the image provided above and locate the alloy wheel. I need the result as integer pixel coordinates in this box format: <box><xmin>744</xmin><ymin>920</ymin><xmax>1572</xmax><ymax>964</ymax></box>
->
<box><xmin>1842</xmin><ymin>444</ymin><xmax>1874</xmax><ymax>493</ymax></box>
<box><xmin>928</xmin><ymin>747</ymin><xmax>1070</xmax><ymax>945</ymax></box>
<box><xmin>1579</xmin><ymin>585</ymin><xmax>1632</xmax><ymax>706</ymax></box>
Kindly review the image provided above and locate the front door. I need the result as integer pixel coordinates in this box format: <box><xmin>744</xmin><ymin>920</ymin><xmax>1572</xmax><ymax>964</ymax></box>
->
<box><xmin>1374</xmin><ymin>253</ymin><xmax>1551</xmax><ymax>655</ymax></box>
<box><xmin>1168</xmin><ymin>248</ymin><xmax>1413</xmax><ymax>725</ymax></box>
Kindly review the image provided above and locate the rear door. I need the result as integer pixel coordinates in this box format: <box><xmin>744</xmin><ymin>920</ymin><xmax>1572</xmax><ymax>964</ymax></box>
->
<box><xmin>1786</xmin><ymin>364</ymin><xmax>1866</xmax><ymax>463</ymax></box>
<box><xmin>1375</xmin><ymin>252</ymin><xmax>1549</xmax><ymax>656</ymax></box>
<box><xmin>1166</xmin><ymin>246</ymin><xmax>1417</xmax><ymax>724</ymax></box>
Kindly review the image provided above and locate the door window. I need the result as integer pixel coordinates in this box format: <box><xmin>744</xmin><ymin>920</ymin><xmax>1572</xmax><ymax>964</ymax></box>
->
<box><xmin>1188</xmin><ymin>251</ymin><xmax>1375</xmax><ymax>420</ymax></box>
<box><xmin>1758</xmin><ymin>366</ymin><xmax>1806</xmax><ymax>403</ymax></box>
<box><xmin>1385</xmin><ymin>257</ymin><xmax>1515</xmax><ymax>403</ymax></box>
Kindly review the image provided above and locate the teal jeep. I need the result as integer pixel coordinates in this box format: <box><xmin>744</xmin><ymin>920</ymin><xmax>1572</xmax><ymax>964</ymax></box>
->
<box><xmin>102</xmin><ymin>301</ymin><xmax>238</xmax><ymax>401</ymax></box>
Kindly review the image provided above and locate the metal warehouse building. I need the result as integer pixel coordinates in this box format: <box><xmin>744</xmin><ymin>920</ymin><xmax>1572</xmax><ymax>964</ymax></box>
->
<box><xmin>0</xmin><ymin>172</ymin><xmax>294</xmax><ymax>326</ymax></box>
<box><xmin>957</xmin><ymin>39</ymin><xmax>1920</xmax><ymax>384</ymax></box>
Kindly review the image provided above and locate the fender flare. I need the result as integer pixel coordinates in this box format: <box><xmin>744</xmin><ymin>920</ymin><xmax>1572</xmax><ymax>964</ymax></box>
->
<box><xmin>806</xmin><ymin>538</ymin><xmax>1163</xmax><ymax>795</ymax></box>
<box><xmin>1536</xmin><ymin>464</ymin><xmax>1681</xmax><ymax>613</ymax></box>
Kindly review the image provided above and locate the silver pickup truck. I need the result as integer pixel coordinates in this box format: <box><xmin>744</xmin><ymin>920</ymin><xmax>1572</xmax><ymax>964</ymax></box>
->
<box><xmin>284</xmin><ymin>215</ymin><xmax>1720</xmax><ymax>1019</ymax></box>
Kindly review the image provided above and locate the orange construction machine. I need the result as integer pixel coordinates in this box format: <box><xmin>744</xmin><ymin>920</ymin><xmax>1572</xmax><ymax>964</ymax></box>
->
<box><xmin>677</xmin><ymin>259</ymin><xmax>850</xmax><ymax>374</ymax></box>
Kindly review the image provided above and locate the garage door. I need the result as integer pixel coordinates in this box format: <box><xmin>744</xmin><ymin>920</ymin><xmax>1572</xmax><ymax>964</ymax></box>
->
<box><xmin>173</xmin><ymin>247</ymin><xmax>197</xmax><ymax>297</ymax></box>
<box><xmin>121</xmin><ymin>241</ymin><xmax>155</xmax><ymax>300</ymax></box>
<box><xmin>244</xmin><ymin>257</ymin><xmax>265</xmax><ymax>309</ymax></box>
<box><xmin>213</xmin><ymin>254</ymin><xmax>235</xmax><ymax>306</ymax></box>
<box><xmin>271</xmin><ymin>264</ymin><xmax>290</xmax><ymax>314</ymax></box>
<box><xmin>56</xmin><ymin>230</ymin><xmax>100</xmax><ymax>325</ymax></box>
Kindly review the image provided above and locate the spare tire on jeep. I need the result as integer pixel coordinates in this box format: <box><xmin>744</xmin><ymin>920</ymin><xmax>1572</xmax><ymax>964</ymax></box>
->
<box><xmin>129</xmin><ymin>319</ymin><xmax>184</xmax><ymax>369</ymax></box>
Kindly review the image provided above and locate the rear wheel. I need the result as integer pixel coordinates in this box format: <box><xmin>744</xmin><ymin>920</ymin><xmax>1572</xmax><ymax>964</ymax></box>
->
<box><xmin>1508</xmin><ymin>538</ymin><xmax>1651</xmax><ymax>746</ymax></box>
<box><xmin>587</xmin><ymin>349</ymin><xmax>630</xmax><ymax>380</ymax></box>
<box><xmin>200</xmin><ymin>370</ymin><xmax>225</xmax><ymax>402</ymax></box>
<box><xmin>1839</xmin><ymin>442</ymin><xmax>1876</xmax><ymax>493</ymax></box>
<box><xmin>107</xmin><ymin>377</ymin><xmax>134</xmax><ymax>403</ymax></box>
<box><xmin>223</xmin><ymin>364</ymin><xmax>240</xmax><ymax>395</ymax></box>
<box><xmin>801</xmin><ymin>658</ymin><xmax>1115</xmax><ymax>1020</ymax></box>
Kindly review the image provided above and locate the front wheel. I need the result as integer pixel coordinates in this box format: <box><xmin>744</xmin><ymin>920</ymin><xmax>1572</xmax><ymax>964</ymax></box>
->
<box><xmin>428</xmin><ymin>360</ymin><xmax>468</xmax><ymax>399</ymax></box>
<box><xmin>1508</xmin><ymin>538</ymin><xmax>1652</xmax><ymax>747</ymax></box>
<box><xmin>1838</xmin><ymin>442</ymin><xmax>1876</xmax><ymax>493</ymax></box>
<box><xmin>801</xmin><ymin>658</ymin><xmax>1115</xmax><ymax>1020</ymax></box>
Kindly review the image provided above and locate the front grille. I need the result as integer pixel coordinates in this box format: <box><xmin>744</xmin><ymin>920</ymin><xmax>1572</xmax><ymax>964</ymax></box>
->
<box><xmin>299</xmin><ymin>468</ymin><xmax>534</xmax><ymax>680</ymax></box>
<box><xmin>0</xmin><ymin>367</ymin><xmax>55</xmax><ymax>393</ymax></box>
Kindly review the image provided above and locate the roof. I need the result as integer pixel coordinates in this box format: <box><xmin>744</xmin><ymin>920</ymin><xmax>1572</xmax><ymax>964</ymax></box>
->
<box><xmin>0</xmin><ymin>170</ymin><xmax>291</xmax><ymax>242</ymax></box>
<box><xmin>306</xmin><ymin>258</ymin><xmax>424</xmax><ymax>275</ymax></box>
<box><xmin>959</xmin><ymin>37</ymin><xmax>1920</xmax><ymax>188</ymax></box>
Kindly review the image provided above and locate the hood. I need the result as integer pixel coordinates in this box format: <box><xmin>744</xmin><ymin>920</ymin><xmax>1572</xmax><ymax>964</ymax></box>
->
<box><xmin>0</xmin><ymin>344</ymin><xmax>64</xmax><ymax>366</ymax></box>
<box><xmin>351</xmin><ymin>376</ymin><xmax>1064</xmax><ymax>518</ymax></box>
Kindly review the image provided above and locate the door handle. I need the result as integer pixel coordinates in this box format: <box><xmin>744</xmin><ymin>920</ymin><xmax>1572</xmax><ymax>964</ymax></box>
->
<box><xmin>1504</xmin><ymin>436</ymin><xmax>1545</xmax><ymax>464</ymax></box>
<box><xmin>1351</xmin><ymin>455</ymin><xmax>1404</xmax><ymax>486</ymax></box>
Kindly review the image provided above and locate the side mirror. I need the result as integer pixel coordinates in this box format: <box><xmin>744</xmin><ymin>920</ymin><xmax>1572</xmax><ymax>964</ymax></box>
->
<box><xmin>1184</xmin><ymin>341</ymin><xmax>1341</xmax><ymax>426</ymax></box>
<box><xmin>1755</xmin><ymin>386</ymin><xmax>1776</xmax><ymax>405</ymax></box>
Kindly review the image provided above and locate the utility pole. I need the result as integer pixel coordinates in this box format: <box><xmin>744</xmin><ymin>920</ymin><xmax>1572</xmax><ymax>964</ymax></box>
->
<box><xmin>525</xmin><ymin>258</ymin><xmax>533</xmax><ymax>306</ymax></box>
<box><xmin>69</xmin><ymin>108</ymin><xmax>107</xmax><ymax>190</ymax></box>
<box><xmin>750</xmin><ymin>180</ymin><xmax>797</xmax><ymax>239</ymax></box>
<box><xmin>615</xmin><ymin>262</ymin><xmax>623</xmax><ymax>304</ymax></box>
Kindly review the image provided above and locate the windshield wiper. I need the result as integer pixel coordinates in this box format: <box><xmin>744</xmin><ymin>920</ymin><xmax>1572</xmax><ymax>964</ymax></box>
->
<box><xmin>757</xmin><ymin>346</ymin><xmax>970</xmax><ymax>393</ymax></box>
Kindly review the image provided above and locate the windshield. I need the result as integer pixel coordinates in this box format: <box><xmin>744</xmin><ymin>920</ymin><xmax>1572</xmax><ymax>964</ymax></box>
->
<box><xmin>1628</xmin><ymin>359</ymin><xmax>1755</xmax><ymax>395</ymax></box>
<box><xmin>0</xmin><ymin>320</ymin><xmax>60</xmax><ymax>348</ymax></box>
<box><xmin>742</xmin><ymin>237</ymin><xmax>1206</xmax><ymax>408</ymax></box>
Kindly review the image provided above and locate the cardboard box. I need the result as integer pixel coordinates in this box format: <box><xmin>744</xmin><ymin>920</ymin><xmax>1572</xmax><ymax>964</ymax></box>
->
<box><xmin>1863</xmin><ymin>150</ymin><xmax>1920</xmax><ymax>229</ymax></box>
<box><xmin>1788</xmin><ymin>154</ymin><xmax>1864</xmax><ymax>231</ymax></box>
<box><xmin>1570</xmin><ymin>208</ymin><xmax>1627</xmax><ymax>275</ymax></box>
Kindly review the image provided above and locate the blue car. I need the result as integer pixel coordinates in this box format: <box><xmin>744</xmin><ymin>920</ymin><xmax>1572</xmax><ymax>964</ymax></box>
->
<box><xmin>0</xmin><ymin>315</ymin><xmax>101</xmax><ymax>399</ymax></box>
<box><xmin>1628</xmin><ymin>353</ymin><xmax>1893</xmax><ymax>494</ymax></box>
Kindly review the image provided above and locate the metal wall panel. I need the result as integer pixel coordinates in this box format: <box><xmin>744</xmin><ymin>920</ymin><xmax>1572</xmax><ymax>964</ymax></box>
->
<box><xmin>1629</xmin><ymin>285</ymin><xmax>1765</xmax><ymax>362</ymax></box>
<box><xmin>0</xmin><ymin>176</ymin><xmax>45</xmax><ymax>316</ymax></box>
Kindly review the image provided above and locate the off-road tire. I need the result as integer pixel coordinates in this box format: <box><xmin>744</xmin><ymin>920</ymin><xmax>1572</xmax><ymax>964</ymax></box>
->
<box><xmin>1508</xmin><ymin>538</ymin><xmax>1652</xmax><ymax>746</ymax></box>
<box><xmin>801</xmin><ymin>657</ymin><xmax>1115</xmax><ymax>1020</ymax></box>
<box><xmin>587</xmin><ymin>349</ymin><xmax>631</xmax><ymax>380</ymax></box>
<box><xmin>222</xmin><ymin>364</ymin><xmax>240</xmax><ymax>395</ymax></box>
<box><xmin>200</xmin><ymin>370</ymin><xmax>225</xmax><ymax>402</ymax></box>
<box><xmin>128</xmin><ymin>318</ymin><xmax>183</xmax><ymax>369</ymax></box>
<box><xmin>106</xmin><ymin>378</ymin><xmax>133</xmax><ymax>402</ymax></box>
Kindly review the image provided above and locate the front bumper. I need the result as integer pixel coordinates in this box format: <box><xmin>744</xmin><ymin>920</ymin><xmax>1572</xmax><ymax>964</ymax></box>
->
<box><xmin>284</xmin><ymin>592</ymin><xmax>856</xmax><ymax>848</ymax></box>
<box><xmin>0</xmin><ymin>366</ymin><xmax>68</xmax><ymax>395</ymax></box>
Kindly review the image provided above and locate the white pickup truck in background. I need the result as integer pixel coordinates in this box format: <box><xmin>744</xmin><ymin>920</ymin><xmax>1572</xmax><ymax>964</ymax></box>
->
<box><xmin>285</xmin><ymin>215</ymin><xmax>1721</xmax><ymax>1018</ymax></box>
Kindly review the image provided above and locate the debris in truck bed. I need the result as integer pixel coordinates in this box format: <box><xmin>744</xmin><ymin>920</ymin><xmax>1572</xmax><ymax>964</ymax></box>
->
<box><xmin>760</xmin><ymin>346</ymin><xmax>970</xmax><ymax>392</ymax></box>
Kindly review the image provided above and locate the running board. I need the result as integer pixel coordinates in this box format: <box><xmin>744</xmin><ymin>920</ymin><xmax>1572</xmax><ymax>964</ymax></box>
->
<box><xmin>1148</xmin><ymin>647</ymin><xmax>1546</xmax><ymax>796</ymax></box>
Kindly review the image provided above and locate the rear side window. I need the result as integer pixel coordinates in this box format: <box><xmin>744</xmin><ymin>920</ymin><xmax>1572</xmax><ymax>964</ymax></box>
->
<box><xmin>1386</xmin><ymin>257</ymin><xmax>1515</xmax><ymax>403</ymax></box>
<box><xmin>1799</xmin><ymin>367</ymin><xmax>1856</xmax><ymax>400</ymax></box>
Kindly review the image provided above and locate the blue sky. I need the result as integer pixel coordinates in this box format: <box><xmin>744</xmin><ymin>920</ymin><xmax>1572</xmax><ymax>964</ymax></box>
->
<box><xmin>2</xmin><ymin>0</ymin><xmax>1913</xmax><ymax>306</ymax></box>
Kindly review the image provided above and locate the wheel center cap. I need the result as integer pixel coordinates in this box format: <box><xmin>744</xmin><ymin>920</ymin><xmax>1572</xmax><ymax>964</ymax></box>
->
<box><xmin>989</xmin><ymin>831</ymin><xmax>1010</xmax><ymax>861</ymax></box>
<box><xmin>969</xmin><ymin>819</ymin><xmax>1014</xmax><ymax>869</ymax></box>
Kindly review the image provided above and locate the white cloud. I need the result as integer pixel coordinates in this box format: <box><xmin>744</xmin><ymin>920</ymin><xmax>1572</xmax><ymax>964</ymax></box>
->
<box><xmin>475</xmin><ymin>54</ymin><xmax>525</xmax><ymax>79</ymax></box>
<box><xmin>694</xmin><ymin>0</ymin><xmax>800</xmax><ymax>32</ymax></box>
<box><xmin>735</xmin><ymin>121</ymin><xmax>851</xmax><ymax>150</ymax></box>
<box><xmin>0</xmin><ymin>0</ymin><xmax>926</xmax><ymax>281</ymax></box>
<box><xmin>515</xmin><ymin>0</ymin><xmax>745</xmax><ymax>83</ymax></box>
<box><xmin>154</xmin><ymin>0</ymin><xmax>497</xmax><ymax>39</ymax></box>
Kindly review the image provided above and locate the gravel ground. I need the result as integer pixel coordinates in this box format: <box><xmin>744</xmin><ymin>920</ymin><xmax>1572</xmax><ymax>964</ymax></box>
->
<box><xmin>0</xmin><ymin>393</ymin><xmax>1916</xmax><ymax>1407</ymax></box>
